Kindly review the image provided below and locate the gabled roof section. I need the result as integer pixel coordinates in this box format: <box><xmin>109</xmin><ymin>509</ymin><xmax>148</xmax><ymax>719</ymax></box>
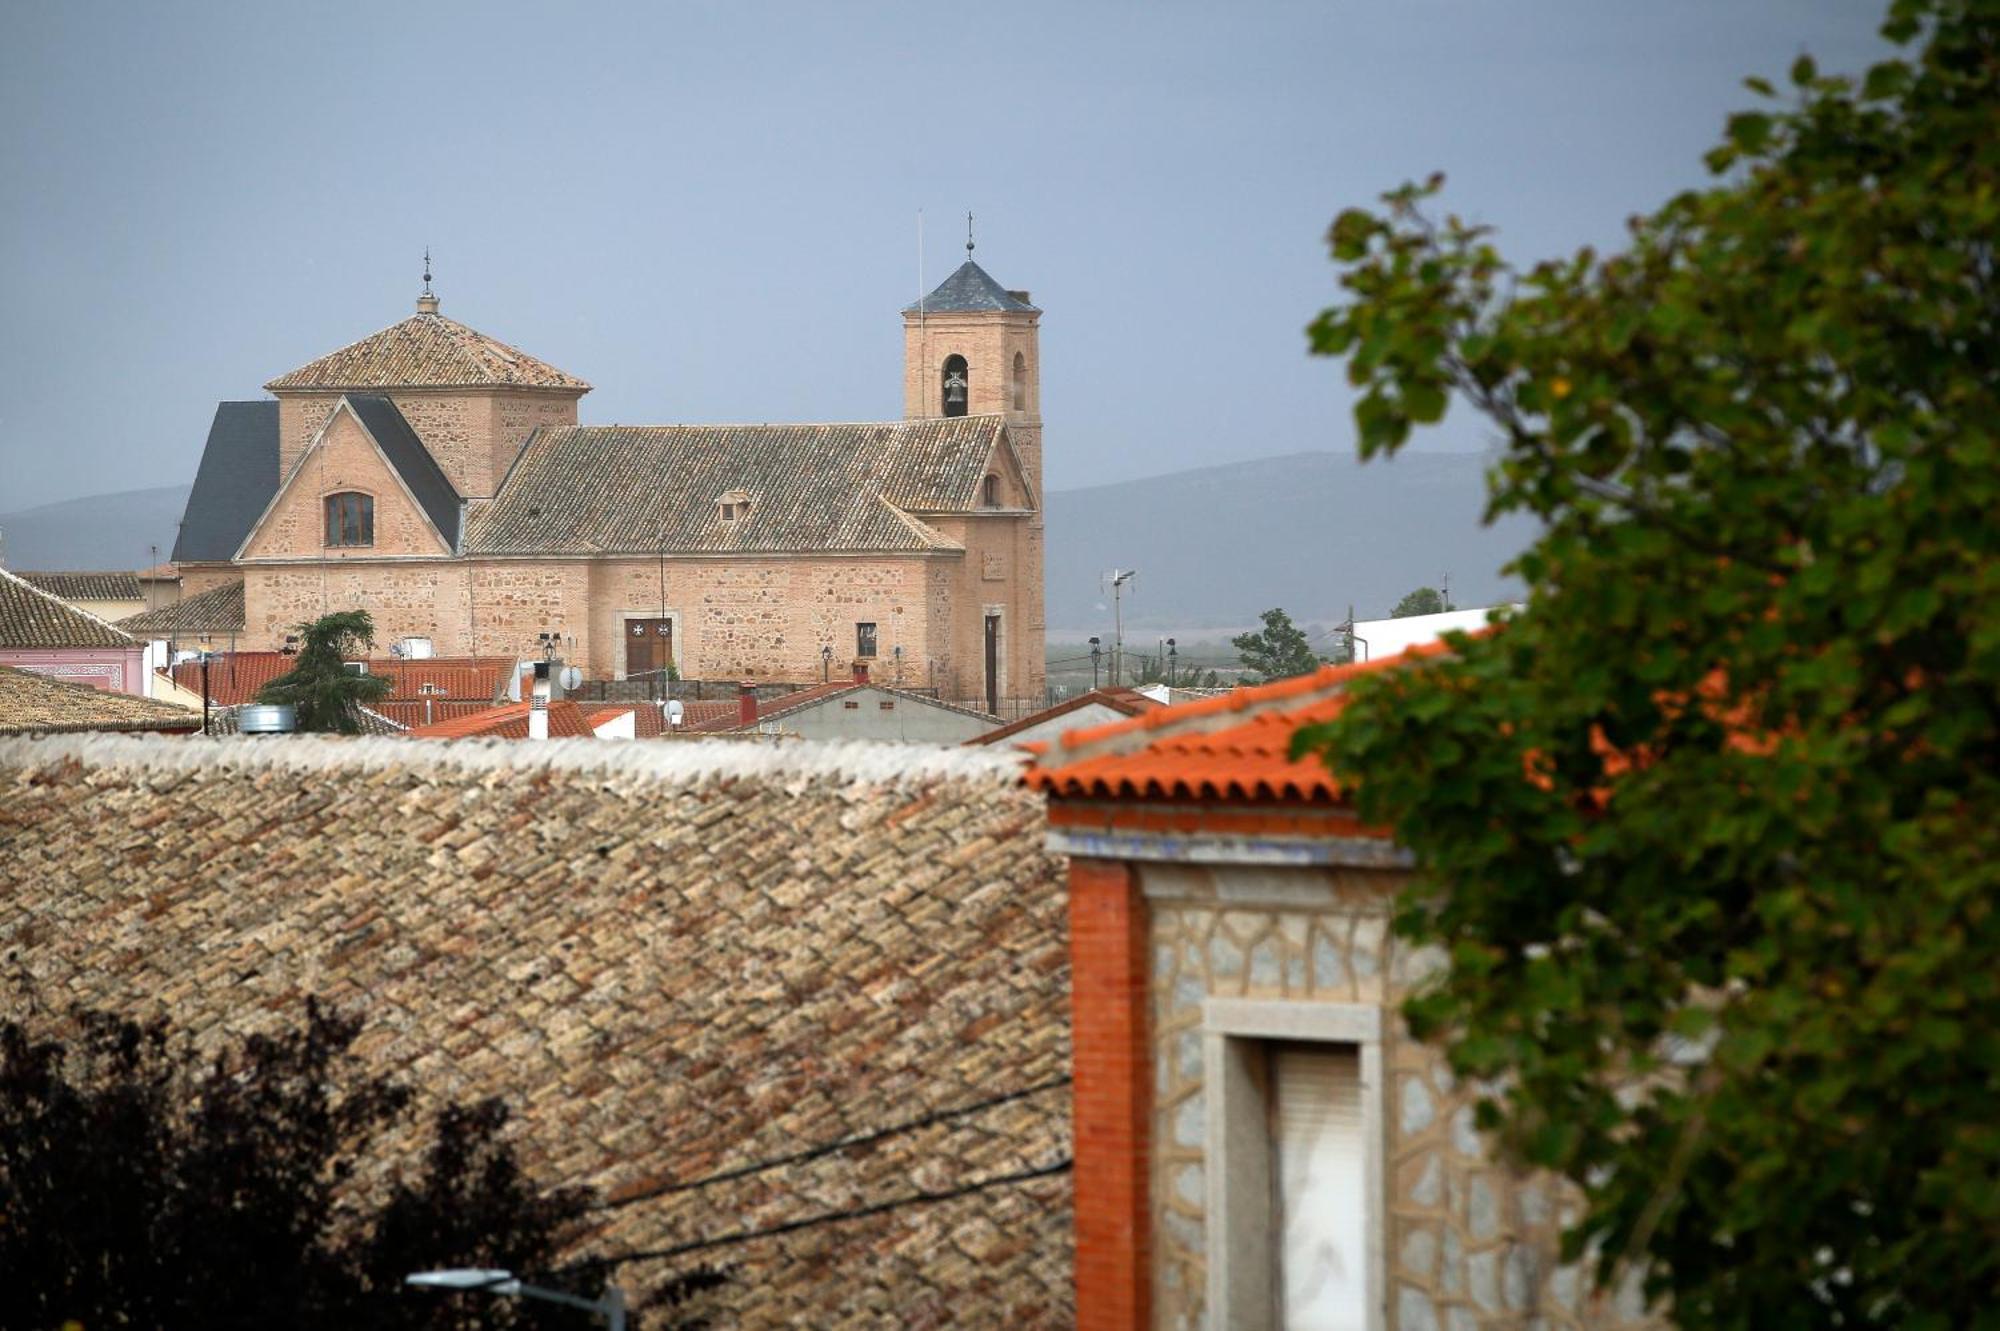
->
<box><xmin>17</xmin><ymin>571</ymin><xmax>142</xmax><ymax>602</ymax></box>
<box><xmin>264</xmin><ymin>308</ymin><xmax>590</xmax><ymax>392</ymax></box>
<box><xmin>467</xmin><ymin>417</ymin><xmax>1013</xmax><ymax>556</ymax></box>
<box><xmin>118</xmin><ymin>580</ymin><xmax>246</xmax><ymax>638</ymax></box>
<box><xmin>346</xmin><ymin>395</ymin><xmax>463</xmax><ymax>549</ymax></box>
<box><xmin>903</xmin><ymin>260</ymin><xmax>1039</xmax><ymax>314</ymax></box>
<box><xmin>0</xmin><ymin>667</ymin><xmax>200</xmax><ymax>736</ymax></box>
<box><xmin>405</xmin><ymin>699</ymin><xmax>596</xmax><ymax>739</ymax></box>
<box><xmin>172</xmin><ymin>402</ymin><xmax>280</xmax><ymax>562</ymax></box>
<box><xmin>0</xmin><ymin>567</ymin><xmax>136</xmax><ymax>649</ymax></box>
<box><xmin>967</xmin><ymin>687</ymin><xmax>1159</xmax><ymax>747</ymax></box>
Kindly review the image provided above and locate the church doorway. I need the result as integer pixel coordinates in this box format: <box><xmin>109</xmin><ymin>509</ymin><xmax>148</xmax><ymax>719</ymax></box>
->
<box><xmin>626</xmin><ymin>618</ymin><xmax>674</xmax><ymax>684</ymax></box>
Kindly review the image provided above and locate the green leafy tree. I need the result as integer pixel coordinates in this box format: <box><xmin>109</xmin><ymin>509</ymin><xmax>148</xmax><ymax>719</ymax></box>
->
<box><xmin>1391</xmin><ymin>586</ymin><xmax>1449</xmax><ymax>618</ymax></box>
<box><xmin>258</xmin><ymin>610</ymin><xmax>393</xmax><ymax>734</ymax></box>
<box><xmin>1230</xmin><ymin>608</ymin><xmax>1324</xmax><ymax>684</ymax></box>
<box><xmin>1298</xmin><ymin>1</ymin><xmax>2000</xmax><ymax>1325</ymax></box>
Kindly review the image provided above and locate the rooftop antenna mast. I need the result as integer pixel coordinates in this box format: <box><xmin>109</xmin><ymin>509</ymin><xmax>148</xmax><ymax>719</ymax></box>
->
<box><xmin>422</xmin><ymin>247</ymin><xmax>433</xmax><ymax>296</ymax></box>
<box><xmin>1104</xmin><ymin>569</ymin><xmax>1137</xmax><ymax>686</ymax></box>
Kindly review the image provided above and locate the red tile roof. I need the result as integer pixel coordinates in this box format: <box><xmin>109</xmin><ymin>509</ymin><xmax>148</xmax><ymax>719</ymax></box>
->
<box><xmin>172</xmin><ymin>653</ymin><xmax>513</xmax><ymax>707</ymax></box>
<box><xmin>1025</xmin><ymin>643</ymin><xmax>1455</xmax><ymax>807</ymax></box>
<box><xmin>406</xmin><ymin>699</ymin><xmax>595</xmax><ymax>739</ymax></box>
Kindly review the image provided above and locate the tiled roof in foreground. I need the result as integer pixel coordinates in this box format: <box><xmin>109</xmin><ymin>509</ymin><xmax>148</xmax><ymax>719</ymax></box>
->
<box><xmin>0</xmin><ymin>737</ymin><xmax>1068</xmax><ymax>1327</ymax></box>
<box><xmin>1026</xmin><ymin>642</ymin><xmax>1457</xmax><ymax>809</ymax></box>
<box><xmin>265</xmin><ymin>305</ymin><xmax>590</xmax><ymax>392</ymax></box>
<box><xmin>0</xmin><ymin>666</ymin><xmax>201</xmax><ymax>735</ymax></box>
<box><xmin>0</xmin><ymin>567</ymin><xmax>134</xmax><ymax>649</ymax></box>
<box><xmin>465</xmin><ymin>417</ymin><xmax>1010</xmax><ymax>556</ymax></box>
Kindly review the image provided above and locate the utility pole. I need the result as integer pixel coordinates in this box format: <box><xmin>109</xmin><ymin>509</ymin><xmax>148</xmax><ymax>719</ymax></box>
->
<box><xmin>1107</xmin><ymin>570</ymin><xmax>1136</xmax><ymax>687</ymax></box>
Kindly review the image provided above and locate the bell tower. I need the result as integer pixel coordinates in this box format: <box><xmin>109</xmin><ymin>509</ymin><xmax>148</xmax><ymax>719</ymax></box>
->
<box><xmin>901</xmin><ymin>228</ymin><xmax>1042</xmax><ymax>494</ymax></box>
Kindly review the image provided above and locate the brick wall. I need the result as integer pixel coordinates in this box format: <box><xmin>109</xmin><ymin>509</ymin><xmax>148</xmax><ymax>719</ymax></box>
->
<box><xmin>1069</xmin><ymin>857</ymin><xmax>1153</xmax><ymax>1331</ymax></box>
<box><xmin>276</xmin><ymin>388</ymin><xmax>581</xmax><ymax>499</ymax></box>
<box><xmin>243</xmin><ymin>408</ymin><xmax>452</xmax><ymax>561</ymax></box>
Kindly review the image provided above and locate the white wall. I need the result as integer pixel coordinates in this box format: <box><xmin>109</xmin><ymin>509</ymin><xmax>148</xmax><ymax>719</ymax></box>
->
<box><xmin>1349</xmin><ymin>605</ymin><xmax>1514</xmax><ymax>662</ymax></box>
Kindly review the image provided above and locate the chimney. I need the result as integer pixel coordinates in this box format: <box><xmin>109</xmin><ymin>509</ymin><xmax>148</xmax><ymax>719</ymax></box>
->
<box><xmin>738</xmin><ymin>681</ymin><xmax>758</xmax><ymax>728</ymax></box>
<box><xmin>529</xmin><ymin>661</ymin><xmax>551</xmax><ymax>740</ymax></box>
<box><xmin>852</xmin><ymin>661</ymin><xmax>870</xmax><ymax>684</ymax></box>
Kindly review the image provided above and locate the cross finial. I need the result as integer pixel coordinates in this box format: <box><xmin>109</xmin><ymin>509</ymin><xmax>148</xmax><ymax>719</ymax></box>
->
<box><xmin>422</xmin><ymin>247</ymin><xmax>433</xmax><ymax>296</ymax></box>
<box><xmin>966</xmin><ymin>211</ymin><xmax>975</xmax><ymax>258</ymax></box>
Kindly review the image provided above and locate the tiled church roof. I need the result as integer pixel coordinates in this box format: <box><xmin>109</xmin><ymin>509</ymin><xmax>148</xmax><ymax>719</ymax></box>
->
<box><xmin>0</xmin><ymin>738</ymin><xmax>1070</xmax><ymax>1327</ymax></box>
<box><xmin>465</xmin><ymin>417</ymin><xmax>1015</xmax><ymax>556</ymax></box>
<box><xmin>118</xmin><ymin>580</ymin><xmax>246</xmax><ymax>637</ymax></box>
<box><xmin>0</xmin><ymin>567</ymin><xmax>134</xmax><ymax>649</ymax></box>
<box><xmin>16</xmin><ymin>571</ymin><xmax>142</xmax><ymax>602</ymax></box>
<box><xmin>264</xmin><ymin>308</ymin><xmax>590</xmax><ymax>392</ymax></box>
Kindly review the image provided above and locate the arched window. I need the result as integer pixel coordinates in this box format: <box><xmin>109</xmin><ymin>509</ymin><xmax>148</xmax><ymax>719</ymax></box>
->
<box><xmin>941</xmin><ymin>354</ymin><xmax>969</xmax><ymax>418</ymax></box>
<box><xmin>323</xmin><ymin>492</ymin><xmax>374</xmax><ymax>547</ymax></box>
<box><xmin>1012</xmin><ymin>352</ymin><xmax>1028</xmax><ymax>412</ymax></box>
<box><xmin>983</xmin><ymin>474</ymin><xmax>1001</xmax><ymax>508</ymax></box>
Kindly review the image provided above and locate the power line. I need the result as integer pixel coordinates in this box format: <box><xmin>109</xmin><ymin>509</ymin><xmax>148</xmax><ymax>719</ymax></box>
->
<box><xmin>554</xmin><ymin>1157</ymin><xmax>1074</xmax><ymax>1275</ymax></box>
<box><xmin>585</xmin><ymin>1076</ymin><xmax>1071</xmax><ymax>1216</ymax></box>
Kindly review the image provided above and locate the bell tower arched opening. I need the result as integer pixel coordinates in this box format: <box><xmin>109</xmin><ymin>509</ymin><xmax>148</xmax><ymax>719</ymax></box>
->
<box><xmin>941</xmin><ymin>355</ymin><xmax>970</xmax><ymax>417</ymax></box>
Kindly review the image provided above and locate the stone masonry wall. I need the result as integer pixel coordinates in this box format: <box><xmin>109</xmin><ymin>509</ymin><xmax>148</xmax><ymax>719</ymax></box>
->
<box><xmin>1141</xmin><ymin>863</ymin><xmax>1654</xmax><ymax>1331</ymax></box>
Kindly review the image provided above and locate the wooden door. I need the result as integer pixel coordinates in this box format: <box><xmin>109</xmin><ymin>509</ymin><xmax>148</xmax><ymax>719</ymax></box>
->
<box><xmin>626</xmin><ymin>618</ymin><xmax>673</xmax><ymax>680</ymax></box>
<box><xmin>984</xmin><ymin>614</ymin><xmax>1000</xmax><ymax>716</ymax></box>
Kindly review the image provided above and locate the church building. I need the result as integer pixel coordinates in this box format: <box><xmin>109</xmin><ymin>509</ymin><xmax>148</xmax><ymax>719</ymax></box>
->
<box><xmin>170</xmin><ymin>252</ymin><xmax>1046</xmax><ymax>713</ymax></box>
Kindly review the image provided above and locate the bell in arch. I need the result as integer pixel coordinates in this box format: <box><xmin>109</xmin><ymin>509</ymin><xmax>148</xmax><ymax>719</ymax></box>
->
<box><xmin>941</xmin><ymin>355</ymin><xmax>970</xmax><ymax>417</ymax></box>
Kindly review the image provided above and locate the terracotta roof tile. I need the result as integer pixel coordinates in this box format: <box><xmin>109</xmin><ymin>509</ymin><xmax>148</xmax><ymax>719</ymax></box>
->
<box><xmin>0</xmin><ymin>666</ymin><xmax>201</xmax><ymax>735</ymax></box>
<box><xmin>404</xmin><ymin>699</ymin><xmax>595</xmax><ymax>738</ymax></box>
<box><xmin>0</xmin><ymin>568</ymin><xmax>134</xmax><ymax>649</ymax></box>
<box><xmin>118</xmin><ymin>580</ymin><xmax>246</xmax><ymax>638</ymax></box>
<box><xmin>0</xmin><ymin>738</ymin><xmax>1068</xmax><ymax>1324</ymax></box>
<box><xmin>1026</xmin><ymin>642</ymin><xmax>1459</xmax><ymax>808</ymax></box>
<box><xmin>264</xmin><ymin>309</ymin><xmax>590</xmax><ymax>392</ymax></box>
<box><xmin>171</xmin><ymin>652</ymin><xmax>513</xmax><ymax>708</ymax></box>
<box><xmin>16</xmin><ymin>570</ymin><xmax>142</xmax><ymax>602</ymax></box>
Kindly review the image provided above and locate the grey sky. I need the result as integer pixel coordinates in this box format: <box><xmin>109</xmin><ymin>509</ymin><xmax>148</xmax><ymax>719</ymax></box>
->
<box><xmin>0</xmin><ymin>1</ymin><xmax>1888</xmax><ymax>511</ymax></box>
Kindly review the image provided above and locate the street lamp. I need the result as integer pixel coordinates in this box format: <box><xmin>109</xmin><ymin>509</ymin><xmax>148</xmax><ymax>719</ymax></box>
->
<box><xmin>407</xmin><ymin>1268</ymin><xmax>626</xmax><ymax>1330</ymax></box>
<box><xmin>820</xmin><ymin>643</ymin><xmax>834</xmax><ymax>683</ymax></box>
<box><xmin>1088</xmin><ymin>637</ymin><xmax>1101</xmax><ymax>690</ymax></box>
<box><xmin>1166</xmin><ymin>637</ymin><xmax>1177</xmax><ymax>688</ymax></box>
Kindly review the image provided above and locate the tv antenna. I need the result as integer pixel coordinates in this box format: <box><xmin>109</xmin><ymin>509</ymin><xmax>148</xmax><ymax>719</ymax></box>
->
<box><xmin>1102</xmin><ymin>569</ymin><xmax>1137</xmax><ymax>686</ymax></box>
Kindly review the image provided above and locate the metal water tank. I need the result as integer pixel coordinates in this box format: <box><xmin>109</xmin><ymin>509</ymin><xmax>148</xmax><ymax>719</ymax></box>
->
<box><xmin>237</xmin><ymin>704</ymin><xmax>297</xmax><ymax>735</ymax></box>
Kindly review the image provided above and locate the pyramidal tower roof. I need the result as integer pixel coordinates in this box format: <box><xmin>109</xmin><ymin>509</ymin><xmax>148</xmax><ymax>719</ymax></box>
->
<box><xmin>903</xmin><ymin>260</ymin><xmax>1039</xmax><ymax>315</ymax></box>
<box><xmin>264</xmin><ymin>293</ymin><xmax>591</xmax><ymax>393</ymax></box>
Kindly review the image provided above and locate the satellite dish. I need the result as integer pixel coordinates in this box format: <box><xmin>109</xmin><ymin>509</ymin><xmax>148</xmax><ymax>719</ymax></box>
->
<box><xmin>666</xmin><ymin>699</ymin><xmax>685</xmax><ymax>727</ymax></box>
<box><xmin>561</xmin><ymin>665</ymin><xmax>582</xmax><ymax>691</ymax></box>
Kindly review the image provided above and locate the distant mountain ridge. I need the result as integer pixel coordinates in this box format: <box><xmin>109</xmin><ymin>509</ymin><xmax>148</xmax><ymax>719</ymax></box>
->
<box><xmin>0</xmin><ymin>484</ymin><xmax>191</xmax><ymax>572</ymax></box>
<box><xmin>1044</xmin><ymin>449</ymin><xmax>1533</xmax><ymax>631</ymax></box>
<box><xmin>1</xmin><ymin>451</ymin><xmax>1531</xmax><ymax>632</ymax></box>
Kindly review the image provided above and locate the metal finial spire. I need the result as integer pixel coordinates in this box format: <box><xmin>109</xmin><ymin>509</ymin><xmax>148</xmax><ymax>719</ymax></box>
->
<box><xmin>422</xmin><ymin>247</ymin><xmax>433</xmax><ymax>296</ymax></box>
<box><xmin>966</xmin><ymin>211</ymin><xmax>974</xmax><ymax>258</ymax></box>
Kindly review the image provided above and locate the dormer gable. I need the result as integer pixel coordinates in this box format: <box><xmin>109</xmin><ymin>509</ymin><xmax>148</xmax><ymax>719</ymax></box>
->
<box><xmin>236</xmin><ymin>396</ymin><xmax>460</xmax><ymax>561</ymax></box>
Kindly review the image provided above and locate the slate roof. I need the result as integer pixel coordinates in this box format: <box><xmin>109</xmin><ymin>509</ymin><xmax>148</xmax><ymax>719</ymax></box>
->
<box><xmin>903</xmin><ymin>260</ymin><xmax>1039</xmax><ymax>314</ymax></box>
<box><xmin>0</xmin><ymin>567</ymin><xmax>135</xmax><ymax>649</ymax></box>
<box><xmin>16</xmin><ymin>571</ymin><xmax>142</xmax><ymax>602</ymax></box>
<box><xmin>172</xmin><ymin>402</ymin><xmax>280</xmax><ymax>563</ymax></box>
<box><xmin>117</xmin><ymin>580</ymin><xmax>247</xmax><ymax>638</ymax></box>
<box><xmin>0</xmin><ymin>738</ymin><xmax>1070</xmax><ymax>1327</ymax></box>
<box><xmin>466</xmin><ymin>417</ymin><xmax>1015</xmax><ymax>556</ymax></box>
<box><xmin>345</xmin><ymin>395</ymin><xmax>464</xmax><ymax>549</ymax></box>
<box><xmin>264</xmin><ymin>308</ymin><xmax>590</xmax><ymax>392</ymax></box>
<box><xmin>0</xmin><ymin>666</ymin><xmax>201</xmax><ymax>735</ymax></box>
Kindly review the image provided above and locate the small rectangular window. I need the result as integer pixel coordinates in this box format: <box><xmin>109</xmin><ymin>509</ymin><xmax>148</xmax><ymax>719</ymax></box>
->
<box><xmin>856</xmin><ymin>622</ymin><xmax>878</xmax><ymax>658</ymax></box>
<box><xmin>843</xmin><ymin>700</ymin><xmax>860</xmax><ymax>710</ymax></box>
<box><xmin>879</xmin><ymin>700</ymin><xmax>895</xmax><ymax>710</ymax></box>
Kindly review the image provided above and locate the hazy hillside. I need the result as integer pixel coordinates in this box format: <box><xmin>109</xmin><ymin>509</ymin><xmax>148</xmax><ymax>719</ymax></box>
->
<box><xmin>1044</xmin><ymin>450</ymin><xmax>1533</xmax><ymax>632</ymax></box>
<box><xmin>1</xmin><ymin>452</ymin><xmax>1530</xmax><ymax>634</ymax></box>
<box><xmin>0</xmin><ymin>484</ymin><xmax>190</xmax><ymax>571</ymax></box>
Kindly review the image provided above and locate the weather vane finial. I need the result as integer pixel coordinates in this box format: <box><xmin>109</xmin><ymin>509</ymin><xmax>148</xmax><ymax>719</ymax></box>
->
<box><xmin>422</xmin><ymin>247</ymin><xmax>433</xmax><ymax>296</ymax></box>
<box><xmin>966</xmin><ymin>211</ymin><xmax>974</xmax><ymax>258</ymax></box>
